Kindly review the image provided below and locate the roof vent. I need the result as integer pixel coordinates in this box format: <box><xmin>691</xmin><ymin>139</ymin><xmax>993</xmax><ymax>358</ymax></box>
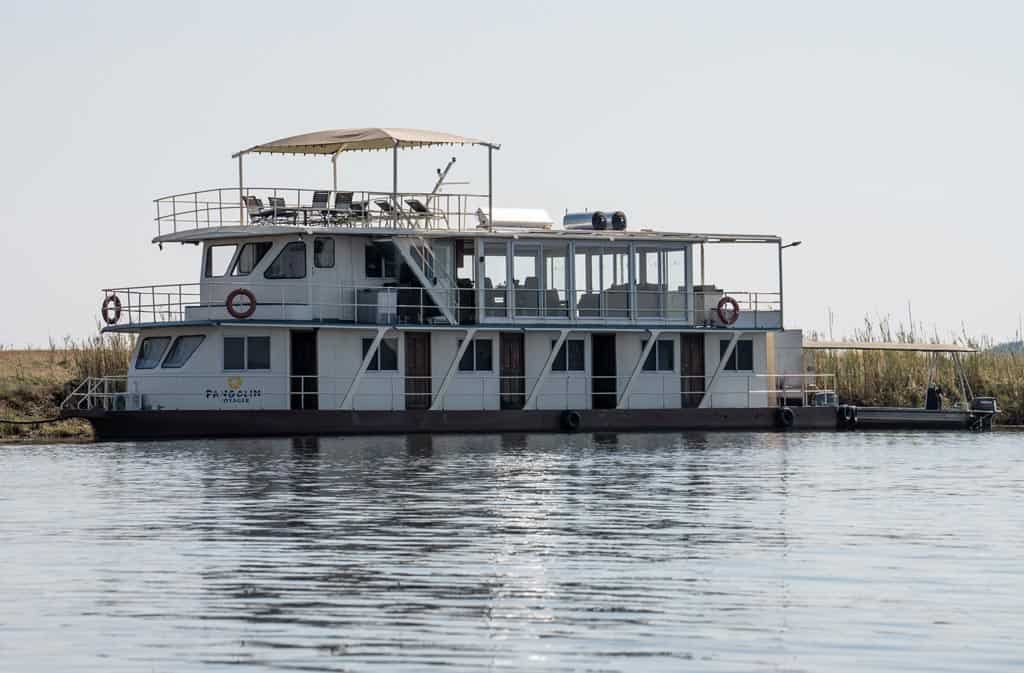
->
<box><xmin>563</xmin><ymin>210</ymin><xmax>627</xmax><ymax>231</ymax></box>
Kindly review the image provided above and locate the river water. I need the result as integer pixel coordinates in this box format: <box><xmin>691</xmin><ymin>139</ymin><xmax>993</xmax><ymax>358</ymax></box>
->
<box><xmin>1</xmin><ymin>431</ymin><xmax>1022</xmax><ymax>672</ymax></box>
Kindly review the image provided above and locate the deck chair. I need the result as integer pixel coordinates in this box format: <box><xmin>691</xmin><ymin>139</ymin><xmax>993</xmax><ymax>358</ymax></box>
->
<box><xmin>267</xmin><ymin>196</ymin><xmax>297</xmax><ymax>224</ymax></box>
<box><xmin>244</xmin><ymin>196</ymin><xmax>275</xmax><ymax>224</ymax></box>
<box><xmin>350</xmin><ymin>200</ymin><xmax>370</xmax><ymax>220</ymax></box>
<box><xmin>405</xmin><ymin>198</ymin><xmax>447</xmax><ymax>228</ymax></box>
<box><xmin>374</xmin><ymin>198</ymin><xmax>411</xmax><ymax>226</ymax></box>
<box><xmin>327</xmin><ymin>191</ymin><xmax>354</xmax><ymax>224</ymax></box>
<box><xmin>309</xmin><ymin>190</ymin><xmax>330</xmax><ymax>224</ymax></box>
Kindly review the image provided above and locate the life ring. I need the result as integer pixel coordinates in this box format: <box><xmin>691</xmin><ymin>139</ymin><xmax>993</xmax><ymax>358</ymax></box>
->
<box><xmin>225</xmin><ymin>288</ymin><xmax>257</xmax><ymax>319</ymax></box>
<box><xmin>561</xmin><ymin>409</ymin><xmax>582</xmax><ymax>432</ymax></box>
<box><xmin>101</xmin><ymin>294</ymin><xmax>122</xmax><ymax>325</ymax></box>
<box><xmin>776</xmin><ymin>406</ymin><xmax>795</xmax><ymax>429</ymax></box>
<box><xmin>717</xmin><ymin>296</ymin><xmax>740</xmax><ymax>325</ymax></box>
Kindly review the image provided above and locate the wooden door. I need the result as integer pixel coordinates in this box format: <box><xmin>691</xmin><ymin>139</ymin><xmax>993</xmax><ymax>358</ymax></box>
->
<box><xmin>591</xmin><ymin>334</ymin><xmax>617</xmax><ymax>409</ymax></box>
<box><xmin>404</xmin><ymin>332</ymin><xmax>431</xmax><ymax>410</ymax></box>
<box><xmin>680</xmin><ymin>333</ymin><xmax>705</xmax><ymax>408</ymax></box>
<box><xmin>500</xmin><ymin>333</ymin><xmax>525</xmax><ymax>410</ymax></box>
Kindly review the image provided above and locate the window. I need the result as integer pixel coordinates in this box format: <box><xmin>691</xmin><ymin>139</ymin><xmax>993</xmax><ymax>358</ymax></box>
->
<box><xmin>483</xmin><ymin>241</ymin><xmax>508</xmax><ymax>317</ymax></box>
<box><xmin>314</xmin><ymin>237</ymin><xmax>335</xmax><ymax>268</ymax></box>
<box><xmin>264</xmin><ymin>241</ymin><xmax>306</xmax><ymax>279</ymax></box>
<box><xmin>135</xmin><ymin>337</ymin><xmax>171</xmax><ymax>369</ymax></box>
<box><xmin>364</xmin><ymin>243</ymin><xmax>396</xmax><ymax>278</ymax></box>
<box><xmin>720</xmin><ymin>339</ymin><xmax>754</xmax><ymax>371</ymax></box>
<box><xmin>224</xmin><ymin>336</ymin><xmax>271</xmax><ymax>370</ymax></box>
<box><xmin>642</xmin><ymin>339</ymin><xmax>675</xmax><ymax>371</ymax></box>
<box><xmin>552</xmin><ymin>339</ymin><xmax>585</xmax><ymax>371</ymax></box>
<box><xmin>232</xmin><ymin>241</ymin><xmax>272</xmax><ymax>276</ymax></box>
<box><xmin>205</xmin><ymin>244</ymin><xmax>237</xmax><ymax>277</ymax></box>
<box><xmin>362</xmin><ymin>337</ymin><xmax>398</xmax><ymax>371</ymax></box>
<box><xmin>161</xmin><ymin>335</ymin><xmax>205</xmax><ymax>368</ymax></box>
<box><xmin>458</xmin><ymin>339</ymin><xmax>493</xmax><ymax>372</ymax></box>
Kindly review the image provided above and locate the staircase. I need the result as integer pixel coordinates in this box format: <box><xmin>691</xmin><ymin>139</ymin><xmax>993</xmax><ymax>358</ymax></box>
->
<box><xmin>390</xmin><ymin>236</ymin><xmax>458</xmax><ymax>325</ymax></box>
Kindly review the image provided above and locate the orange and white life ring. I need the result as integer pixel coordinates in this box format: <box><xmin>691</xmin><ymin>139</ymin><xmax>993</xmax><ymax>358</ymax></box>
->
<box><xmin>226</xmin><ymin>288</ymin><xmax>257</xmax><ymax>319</ymax></box>
<box><xmin>716</xmin><ymin>296</ymin><xmax>740</xmax><ymax>325</ymax></box>
<box><xmin>101</xmin><ymin>294</ymin><xmax>122</xmax><ymax>325</ymax></box>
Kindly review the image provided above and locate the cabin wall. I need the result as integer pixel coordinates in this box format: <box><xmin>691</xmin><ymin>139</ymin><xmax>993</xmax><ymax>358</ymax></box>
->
<box><xmin>523</xmin><ymin>332</ymin><xmax>589</xmax><ymax>410</ymax></box>
<box><xmin>703</xmin><ymin>332</ymin><xmax>770</xmax><ymax>407</ymax></box>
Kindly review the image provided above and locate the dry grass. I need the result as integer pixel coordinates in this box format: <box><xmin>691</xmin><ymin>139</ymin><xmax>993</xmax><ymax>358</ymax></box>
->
<box><xmin>0</xmin><ymin>335</ymin><xmax>133</xmax><ymax>441</ymax></box>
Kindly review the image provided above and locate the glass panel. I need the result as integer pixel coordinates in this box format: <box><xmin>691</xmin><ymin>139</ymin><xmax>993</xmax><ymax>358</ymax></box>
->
<box><xmin>567</xmin><ymin>340</ymin><xmax>585</xmax><ymax>371</ymax></box>
<box><xmin>264</xmin><ymin>242</ymin><xmax>306</xmax><ymax>279</ymax></box>
<box><xmin>205</xmin><ymin>245</ymin><xmax>237</xmax><ymax>278</ymax></box>
<box><xmin>483</xmin><ymin>241</ymin><xmax>508</xmax><ymax>318</ymax></box>
<box><xmin>475</xmin><ymin>339</ymin><xmax>492</xmax><ymax>371</ymax></box>
<box><xmin>458</xmin><ymin>340</ymin><xmax>473</xmax><ymax>371</ymax></box>
<box><xmin>233</xmin><ymin>242</ymin><xmax>272</xmax><ymax>276</ymax></box>
<box><xmin>135</xmin><ymin>337</ymin><xmax>171</xmax><ymax>369</ymax></box>
<box><xmin>604</xmin><ymin>249</ymin><xmax>630</xmax><ymax>318</ymax></box>
<box><xmin>543</xmin><ymin>242</ymin><xmax>568</xmax><ymax>317</ymax></box>
<box><xmin>247</xmin><ymin>336</ymin><xmax>271</xmax><ymax>369</ymax></box>
<box><xmin>161</xmin><ymin>335</ymin><xmax>204</xmax><ymax>368</ymax></box>
<box><xmin>737</xmin><ymin>340</ymin><xmax>754</xmax><ymax>371</ymax></box>
<box><xmin>642</xmin><ymin>341</ymin><xmax>657</xmax><ymax>371</ymax></box>
<box><xmin>658</xmin><ymin>339</ymin><xmax>674</xmax><ymax>371</ymax></box>
<box><xmin>551</xmin><ymin>340</ymin><xmax>567</xmax><ymax>371</ymax></box>
<box><xmin>635</xmin><ymin>249</ymin><xmax>665</xmax><ymax>318</ymax></box>
<box><xmin>513</xmin><ymin>244</ymin><xmax>541</xmax><ymax>317</ymax></box>
<box><xmin>224</xmin><ymin>337</ymin><xmax>245</xmax><ymax>370</ymax></box>
<box><xmin>666</xmin><ymin>247</ymin><xmax>687</xmax><ymax>321</ymax></box>
<box><xmin>365</xmin><ymin>245</ymin><xmax>382</xmax><ymax>278</ymax></box>
<box><xmin>455</xmin><ymin>239</ymin><xmax>475</xmax><ymax>283</ymax></box>
<box><xmin>362</xmin><ymin>338</ymin><xmax>380</xmax><ymax>370</ymax></box>
<box><xmin>314</xmin><ymin>238</ymin><xmax>335</xmax><ymax>268</ymax></box>
<box><xmin>379</xmin><ymin>338</ymin><xmax>398</xmax><ymax>371</ymax></box>
<box><xmin>574</xmin><ymin>247</ymin><xmax>600</xmax><ymax>318</ymax></box>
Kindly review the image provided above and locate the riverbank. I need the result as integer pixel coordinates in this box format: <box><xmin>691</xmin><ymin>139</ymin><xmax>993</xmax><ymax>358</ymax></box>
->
<box><xmin>0</xmin><ymin>338</ymin><xmax>131</xmax><ymax>441</ymax></box>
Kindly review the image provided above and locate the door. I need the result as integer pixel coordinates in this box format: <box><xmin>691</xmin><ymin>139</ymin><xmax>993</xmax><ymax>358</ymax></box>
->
<box><xmin>591</xmin><ymin>333</ymin><xmax>617</xmax><ymax>409</ymax></box>
<box><xmin>405</xmin><ymin>332</ymin><xmax>431</xmax><ymax>410</ymax></box>
<box><xmin>500</xmin><ymin>333</ymin><xmax>525</xmax><ymax>410</ymax></box>
<box><xmin>680</xmin><ymin>333</ymin><xmax>705</xmax><ymax>408</ymax></box>
<box><xmin>290</xmin><ymin>330</ymin><xmax>318</xmax><ymax>410</ymax></box>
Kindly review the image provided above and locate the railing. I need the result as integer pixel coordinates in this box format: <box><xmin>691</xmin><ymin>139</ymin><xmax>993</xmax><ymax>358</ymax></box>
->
<box><xmin>62</xmin><ymin>373</ymin><xmax>836</xmax><ymax>413</ymax></box>
<box><xmin>99</xmin><ymin>283</ymin><xmax>781</xmax><ymax>328</ymax></box>
<box><xmin>154</xmin><ymin>187</ymin><xmax>490</xmax><ymax>237</ymax></box>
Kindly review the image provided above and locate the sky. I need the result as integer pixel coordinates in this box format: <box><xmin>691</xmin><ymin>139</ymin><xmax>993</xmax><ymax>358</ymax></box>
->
<box><xmin>1</xmin><ymin>0</ymin><xmax>1022</xmax><ymax>346</ymax></box>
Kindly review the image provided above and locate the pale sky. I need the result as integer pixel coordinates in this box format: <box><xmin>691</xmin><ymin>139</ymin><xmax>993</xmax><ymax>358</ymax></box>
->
<box><xmin>2</xmin><ymin>1</ymin><xmax>1021</xmax><ymax>346</ymax></box>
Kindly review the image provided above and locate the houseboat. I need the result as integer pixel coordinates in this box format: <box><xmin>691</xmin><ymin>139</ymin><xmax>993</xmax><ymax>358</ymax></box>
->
<box><xmin>60</xmin><ymin>127</ymin><xmax>992</xmax><ymax>439</ymax></box>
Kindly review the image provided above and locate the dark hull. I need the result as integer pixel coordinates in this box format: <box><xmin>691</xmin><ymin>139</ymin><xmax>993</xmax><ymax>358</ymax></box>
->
<box><xmin>67</xmin><ymin>407</ymin><xmax>839</xmax><ymax>441</ymax></box>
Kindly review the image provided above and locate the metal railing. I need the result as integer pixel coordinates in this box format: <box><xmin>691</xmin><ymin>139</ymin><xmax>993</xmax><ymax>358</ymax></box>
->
<box><xmin>62</xmin><ymin>372</ymin><xmax>836</xmax><ymax>413</ymax></box>
<box><xmin>154</xmin><ymin>187</ymin><xmax>490</xmax><ymax>236</ymax></box>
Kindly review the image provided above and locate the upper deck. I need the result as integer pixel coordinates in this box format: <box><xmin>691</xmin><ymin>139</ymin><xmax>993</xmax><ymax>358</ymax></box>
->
<box><xmin>100</xmin><ymin>127</ymin><xmax>789</xmax><ymax>333</ymax></box>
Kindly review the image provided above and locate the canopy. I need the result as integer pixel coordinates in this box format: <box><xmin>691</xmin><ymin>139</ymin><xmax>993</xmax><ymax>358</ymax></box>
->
<box><xmin>237</xmin><ymin>127</ymin><xmax>494</xmax><ymax>156</ymax></box>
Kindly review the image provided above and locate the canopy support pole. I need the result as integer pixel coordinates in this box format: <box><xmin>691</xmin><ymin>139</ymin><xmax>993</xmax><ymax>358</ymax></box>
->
<box><xmin>332</xmin><ymin>154</ymin><xmax>338</xmax><ymax>191</ymax></box>
<box><xmin>237</xmin><ymin>153</ymin><xmax>244</xmax><ymax>225</ymax></box>
<box><xmin>392</xmin><ymin>140</ymin><xmax>399</xmax><ymax>225</ymax></box>
<box><xmin>777</xmin><ymin>240</ymin><xmax>784</xmax><ymax>329</ymax></box>
<box><xmin>487</xmin><ymin>145</ymin><xmax>493</xmax><ymax>228</ymax></box>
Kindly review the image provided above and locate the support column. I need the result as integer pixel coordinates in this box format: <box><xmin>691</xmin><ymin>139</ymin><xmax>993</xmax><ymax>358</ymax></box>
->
<box><xmin>487</xmin><ymin>145</ymin><xmax>493</xmax><ymax>228</ymax></box>
<box><xmin>238</xmin><ymin>153</ymin><xmax>245</xmax><ymax>225</ymax></box>
<box><xmin>700</xmin><ymin>331</ymin><xmax>743</xmax><ymax>409</ymax></box>
<box><xmin>340</xmin><ymin>327</ymin><xmax>388</xmax><ymax>410</ymax></box>
<box><xmin>617</xmin><ymin>329</ymin><xmax>662</xmax><ymax>409</ymax></box>
<box><xmin>430</xmin><ymin>328</ymin><xmax>478</xmax><ymax>410</ymax></box>
<box><xmin>524</xmin><ymin>329</ymin><xmax>570</xmax><ymax>409</ymax></box>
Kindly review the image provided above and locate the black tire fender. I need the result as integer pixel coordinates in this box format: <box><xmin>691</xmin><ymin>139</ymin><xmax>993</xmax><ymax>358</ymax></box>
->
<box><xmin>561</xmin><ymin>410</ymin><xmax>582</xmax><ymax>432</ymax></box>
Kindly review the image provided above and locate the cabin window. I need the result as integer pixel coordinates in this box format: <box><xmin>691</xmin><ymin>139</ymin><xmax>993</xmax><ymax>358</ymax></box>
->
<box><xmin>361</xmin><ymin>337</ymin><xmax>398</xmax><ymax>371</ymax></box>
<box><xmin>635</xmin><ymin>249</ymin><xmax>666</xmax><ymax>319</ymax></box>
<box><xmin>720</xmin><ymin>339</ymin><xmax>754</xmax><ymax>371</ymax></box>
<box><xmin>552</xmin><ymin>339</ymin><xmax>585</xmax><ymax>371</ymax></box>
<box><xmin>458</xmin><ymin>339</ymin><xmax>493</xmax><ymax>372</ymax></box>
<box><xmin>364</xmin><ymin>243</ymin><xmax>396</xmax><ymax>278</ymax></box>
<box><xmin>135</xmin><ymin>337</ymin><xmax>171</xmax><ymax>370</ymax></box>
<box><xmin>483</xmin><ymin>241</ymin><xmax>508</xmax><ymax>317</ymax></box>
<box><xmin>314</xmin><ymin>237</ymin><xmax>335</xmax><ymax>268</ymax></box>
<box><xmin>513</xmin><ymin>244</ymin><xmax>541</xmax><ymax>317</ymax></box>
<box><xmin>264</xmin><ymin>242</ymin><xmax>306</xmax><ymax>279</ymax></box>
<box><xmin>161</xmin><ymin>335</ymin><xmax>205</xmax><ymax>368</ymax></box>
<box><xmin>224</xmin><ymin>336</ymin><xmax>271</xmax><ymax>370</ymax></box>
<box><xmin>642</xmin><ymin>339</ymin><xmax>675</xmax><ymax>371</ymax></box>
<box><xmin>574</xmin><ymin>245</ymin><xmax>630</xmax><ymax>318</ymax></box>
<box><xmin>543</xmin><ymin>242</ymin><xmax>569</xmax><ymax>317</ymax></box>
<box><xmin>205</xmin><ymin>244</ymin><xmax>237</xmax><ymax>277</ymax></box>
<box><xmin>232</xmin><ymin>241</ymin><xmax>273</xmax><ymax>276</ymax></box>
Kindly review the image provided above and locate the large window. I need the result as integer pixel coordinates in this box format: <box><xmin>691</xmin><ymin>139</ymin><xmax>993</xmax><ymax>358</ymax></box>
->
<box><xmin>642</xmin><ymin>339</ymin><xmax>675</xmax><ymax>372</ymax></box>
<box><xmin>361</xmin><ymin>337</ymin><xmax>398</xmax><ymax>371</ymax></box>
<box><xmin>513</xmin><ymin>244</ymin><xmax>541</xmax><ymax>317</ymax></box>
<box><xmin>135</xmin><ymin>337</ymin><xmax>171</xmax><ymax>370</ymax></box>
<box><xmin>552</xmin><ymin>339</ymin><xmax>585</xmax><ymax>371</ymax></box>
<box><xmin>483</xmin><ymin>241</ymin><xmax>508</xmax><ymax>318</ymax></box>
<box><xmin>721</xmin><ymin>339</ymin><xmax>754</xmax><ymax>371</ymax></box>
<box><xmin>232</xmin><ymin>241</ymin><xmax>272</xmax><ymax>276</ymax></box>
<box><xmin>224</xmin><ymin>336</ymin><xmax>271</xmax><ymax>370</ymax></box>
<box><xmin>264</xmin><ymin>242</ymin><xmax>306</xmax><ymax>279</ymax></box>
<box><xmin>543</xmin><ymin>242</ymin><xmax>569</xmax><ymax>317</ymax></box>
<box><xmin>458</xmin><ymin>339</ymin><xmax>493</xmax><ymax>372</ymax></box>
<box><xmin>574</xmin><ymin>246</ymin><xmax>630</xmax><ymax>318</ymax></box>
<box><xmin>635</xmin><ymin>248</ymin><xmax>666</xmax><ymax>319</ymax></box>
<box><xmin>205</xmin><ymin>244</ymin><xmax>237</xmax><ymax>278</ymax></box>
<box><xmin>314</xmin><ymin>237</ymin><xmax>335</xmax><ymax>268</ymax></box>
<box><xmin>161</xmin><ymin>335</ymin><xmax>205</xmax><ymax>368</ymax></box>
<box><xmin>365</xmin><ymin>243</ymin><xmax>396</xmax><ymax>278</ymax></box>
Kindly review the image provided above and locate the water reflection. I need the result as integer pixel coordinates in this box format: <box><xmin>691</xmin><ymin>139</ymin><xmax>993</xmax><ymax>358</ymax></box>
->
<box><xmin>1</xmin><ymin>432</ymin><xmax>1022</xmax><ymax>672</ymax></box>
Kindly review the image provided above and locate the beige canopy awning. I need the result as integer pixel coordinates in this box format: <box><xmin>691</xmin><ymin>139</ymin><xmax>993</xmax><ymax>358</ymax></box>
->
<box><xmin>236</xmin><ymin>127</ymin><xmax>495</xmax><ymax>156</ymax></box>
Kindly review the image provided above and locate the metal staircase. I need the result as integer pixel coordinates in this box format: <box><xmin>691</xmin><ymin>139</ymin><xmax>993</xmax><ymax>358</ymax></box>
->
<box><xmin>390</xmin><ymin>236</ymin><xmax>458</xmax><ymax>325</ymax></box>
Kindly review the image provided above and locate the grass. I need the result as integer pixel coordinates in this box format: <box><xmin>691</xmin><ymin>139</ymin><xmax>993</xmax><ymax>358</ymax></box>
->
<box><xmin>0</xmin><ymin>335</ymin><xmax>133</xmax><ymax>441</ymax></box>
<box><xmin>808</xmin><ymin>317</ymin><xmax>1024</xmax><ymax>425</ymax></box>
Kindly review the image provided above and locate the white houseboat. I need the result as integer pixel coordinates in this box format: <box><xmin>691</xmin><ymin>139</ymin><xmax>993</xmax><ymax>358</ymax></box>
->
<box><xmin>61</xmin><ymin>127</ymin><xmax>852</xmax><ymax>439</ymax></box>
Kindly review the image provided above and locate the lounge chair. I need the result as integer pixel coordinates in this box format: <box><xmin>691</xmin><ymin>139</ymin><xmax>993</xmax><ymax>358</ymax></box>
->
<box><xmin>267</xmin><ymin>196</ymin><xmax>297</xmax><ymax>224</ymax></box>
<box><xmin>327</xmin><ymin>191</ymin><xmax>354</xmax><ymax>224</ymax></box>
<box><xmin>374</xmin><ymin>198</ymin><xmax>411</xmax><ymax>226</ymax></box>
<box><xmin>405</xmin><ymin>198</ymin><xmax>447</xmax><ymax>228</ymax></box>
<box><xmin>244</xmin><ymin>196</ymin><xmax>275</xmax><ymax>224</ymax></box>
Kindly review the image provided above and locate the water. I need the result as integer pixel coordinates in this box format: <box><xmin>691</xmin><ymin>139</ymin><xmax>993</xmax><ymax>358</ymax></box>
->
<box><xmin>1</xmin><ymin>431</ymin><xmax>1022</xmax><ymax>672</ymax></box>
